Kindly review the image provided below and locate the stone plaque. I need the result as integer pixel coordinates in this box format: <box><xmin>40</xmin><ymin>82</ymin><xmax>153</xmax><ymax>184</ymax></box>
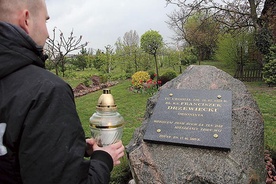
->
<box><xmin>143</xmin><ymin>89</ymin><xmax>232</xmax><ymax>149</ymax></box>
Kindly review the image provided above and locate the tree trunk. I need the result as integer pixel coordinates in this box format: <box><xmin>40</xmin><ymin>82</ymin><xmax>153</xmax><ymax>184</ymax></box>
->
<box><xmin>259</xmin><ymin>0</ymin><xmax>276</xmax><ymax>43</ymax></box>
<box><xmin>134</xmin><ymin>52</ymin><xmax>138</xmax><ymax>72</ymax></box>
<box><xmin>248</xmin><ymin>0</ymin><xmax>259</xmax><ymax>31</ymax></box>
<box><xmin>154</xmin><ymin>53</ymin><xmax>159</xmax><ymax>82</ymax></box>
<box><xmin>55</xmin><ymin>64</ymin><xmax>59</xmax><ymax>76</ymax></box>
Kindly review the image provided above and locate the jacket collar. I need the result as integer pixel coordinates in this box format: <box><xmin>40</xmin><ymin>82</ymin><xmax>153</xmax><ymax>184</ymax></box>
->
<box><xmin>0</xmin><ymin>21</ymin><xmax>46</xmax><ymax>79</ymax></box>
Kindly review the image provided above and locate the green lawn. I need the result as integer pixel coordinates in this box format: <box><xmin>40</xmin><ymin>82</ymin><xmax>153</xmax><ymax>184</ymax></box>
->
<box><xmin>245</xmin><ymin>81</ymin><xmax>276</xmax><ymax>156</ymax></box>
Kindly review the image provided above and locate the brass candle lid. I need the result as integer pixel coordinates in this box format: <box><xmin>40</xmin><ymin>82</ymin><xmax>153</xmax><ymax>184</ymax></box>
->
<box><xmin>96</xmin><ymin>89</ymin><xmax>117</xmax><ymax>111</ymax></box>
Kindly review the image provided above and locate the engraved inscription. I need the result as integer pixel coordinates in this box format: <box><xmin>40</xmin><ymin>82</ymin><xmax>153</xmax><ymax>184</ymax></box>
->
<box><xmin>143</xmin><ymin>89</ymin><xmax>232</xmax><ymax>149</ymax></box>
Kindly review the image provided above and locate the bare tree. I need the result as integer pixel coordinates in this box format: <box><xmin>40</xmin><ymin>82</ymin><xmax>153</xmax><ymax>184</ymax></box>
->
<box><xmin>45</xmin><ymin>27</ymin><xmax>88</xmax><ymax>76</ymax></box>
<box><xmin>166</xmin><ymin>0</ymin><xmax>264</xmax><ymax>31</ymax></box>
<box><xmin>166</xmin><ymin>0</ymin><xmax>264</xmax><ymax>46</ymax></box>
<box><xmin>123</xmin><ymin>30</ymin><xmax>139</xmax><ymax>47</ymax></box>
<box><xmin>166</xmin><ymin>0</ymin><xmax>269</xmax><ymax>66</ymax></box>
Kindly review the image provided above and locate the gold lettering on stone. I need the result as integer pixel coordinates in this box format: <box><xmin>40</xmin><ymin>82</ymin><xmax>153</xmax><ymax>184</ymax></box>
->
<box><xmin>147</xmin><ymin>90</ymin><xmax>230</xmax><ymax>146</ymax></box>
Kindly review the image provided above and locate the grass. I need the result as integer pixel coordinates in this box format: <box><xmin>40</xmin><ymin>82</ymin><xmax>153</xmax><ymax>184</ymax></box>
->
<box><xmin>75</xmin><ymin>80</ymin><xmax>151</xmax><ymax>143</ymax></box>
<box><xmin>63</xmin><ymin>62</ymin><xmax>276</xmax><ymax>183</ymax></box>
<box><xmin>195</xmin><ymin>60</ymin><xmax>236</xmax><ymax>76</ymax></box>
<box><xmin>244</xmin><ymin>81</ymin><xmax>276</xmax><ymax>156</ymax></box>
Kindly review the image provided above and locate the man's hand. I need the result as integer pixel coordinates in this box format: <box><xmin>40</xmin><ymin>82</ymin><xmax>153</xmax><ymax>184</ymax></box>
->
<box><xmin>85</xmin><ymin>138</ymin><xmax>96</xmax><ymax>156</ymax></box>
<box><xmin>86</xmin><ymin>138</ymin><xmax>125</xmax><ymax>166</ymax></box>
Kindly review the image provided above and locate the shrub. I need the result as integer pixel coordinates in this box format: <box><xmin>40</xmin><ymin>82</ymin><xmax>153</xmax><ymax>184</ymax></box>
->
<box><xmin>79</xmin><ymin>74</ymin><xmax>91</xmax><ymax>87</ymax></box>
<box><xmin>99</xmin><ymin>74</ymin><xmax>108</xmax><ymax>83</ymax></box>
<box><xmin>159</xmin><ymin>70</ymin><xmax>177</xmax><ymax>85</ymax></box>
<box><xmin>131</xmin><ymin>71</ymin><xmax>150</xmax><ymax>89</ymax></box>
<box><xmin>263</xmin><ymin>59</ymin><xmax>276</xmax><ymax>86</ymax></box>
<box><xmin>148</xmin><ymin>70</ymin><xmax>156</xmax><ymax>80</ymax></box>
<box><xmin>64</xmin><ymin>70</ymin><xmax>77</xmax><ymax>78</ymax></box>
<box><xmin>181</xmin><ymin>48</ymin><xmax>197</xmax><ymax>66</ymax></box>
<box><xmin>110</xmin><ymin>73</ymin><xmax>132</xmax><ymax>81</ymax></box>
<box><xmin>141</xmin><ymin>78</ymin><xmax>162</xmax><ymax>95</ymax></box>
<box><xmin>181</xmin><ymin>57</ymin><xmax>197</xmax><ymax>66</ymax></box>
<box><xmin>125</xmin><ymin>73</ymin><xmax>132</xmax><ymax>79</ymax></box>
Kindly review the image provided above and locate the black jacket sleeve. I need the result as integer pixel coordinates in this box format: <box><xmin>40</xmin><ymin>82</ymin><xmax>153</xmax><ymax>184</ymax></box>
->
<box><xmin>18</xmin><ymin>70</ymin><xmax>113</xmax><ymax>184</ymax></box>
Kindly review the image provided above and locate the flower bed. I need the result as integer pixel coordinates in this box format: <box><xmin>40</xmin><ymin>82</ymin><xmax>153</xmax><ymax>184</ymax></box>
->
<box><xmin>73</xmin><ymin>81</ymin><xmax>118</xmax><ymax>97</ymax></box>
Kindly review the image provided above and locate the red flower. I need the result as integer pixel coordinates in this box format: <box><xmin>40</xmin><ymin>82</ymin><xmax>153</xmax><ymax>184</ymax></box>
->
<box><xmin>154</xmin><ymin>73</ymin><xmax>157</xmax><ymax>77</ymax></box>
<box><xmin>147</xmin><ymin>79</ymin><xmax>152</xmax><ymax>84</ymax></box>
<box><xmin>157</xmin><ymin>80</ymin><xmax>162</xmax><ymax>84</ymax></box>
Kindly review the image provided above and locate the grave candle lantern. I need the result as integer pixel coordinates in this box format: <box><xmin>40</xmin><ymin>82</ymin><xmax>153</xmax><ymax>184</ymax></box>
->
<box><xmin>89</xmin><ymin>89</ymin><xmax>124</xmax><ymax>147</ymax></box>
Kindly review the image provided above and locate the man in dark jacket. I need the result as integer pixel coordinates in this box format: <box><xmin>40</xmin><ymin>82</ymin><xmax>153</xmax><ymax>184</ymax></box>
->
<box><xmin>0</xmin><ymin>0</ymin><xmax>125</xmax><ymax>183</ymax></box>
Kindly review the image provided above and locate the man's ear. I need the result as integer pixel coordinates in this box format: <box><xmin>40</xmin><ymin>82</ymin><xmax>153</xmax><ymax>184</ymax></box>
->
<box><xmin>18</xmin><ymin>10</ymin><xmax>30</xmax><ymax>34</ymax></box>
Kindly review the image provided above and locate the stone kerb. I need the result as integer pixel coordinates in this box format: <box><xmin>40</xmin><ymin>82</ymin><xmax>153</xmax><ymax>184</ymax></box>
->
<box><xmin>126</xmin><ymin>65</ymin><xmax>265</xmax><ymax>184</ymax></box>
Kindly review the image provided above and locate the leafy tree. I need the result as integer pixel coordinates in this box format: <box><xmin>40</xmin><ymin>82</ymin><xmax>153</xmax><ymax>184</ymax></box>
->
<box><xmin>263</xmin><ymin>45</ymin><xmax>276</xmax><ymax>86</ymax></box>
<box><xmin>160</xmin><ymin>46</ymin><xmax>179</xmax><ymax>69</ymax></box>
<box><xmin>114</xmin><ymin>38</ymin><xmax>131</xmax><ymax>73</ymax></box>
<box><xmin>123</xmin><ymin>30</ymin><xmax>140</xmax><ymax>72</ymax></box>
<box><xmin>73</xmin><ymin>47</ymin><xmax>88</xmax><ymax>71</ymax></box>
<box><xmin>184</xmin><ymin>13</ymin><xmax>220</xmax><ymax>63</ymax></box>
<box><xmin>266</xmin><ymin>45</ymin><xmax>276</xmax><ymax>61</ymax></box>
<box><xmin>92</xmin><ymin>49</ymin><xmax>106</xmax><ymax>71</ymax></box>
<box><xmin>263</xmin><ymin>59</ymin><xmax>276</xmax><ymax>86</ymax></box>
<box><xmin>181</xmin><ymin>46</ymin><xmax>197</xmax><ymax>66</ymax></box>
<box><xmin>255</xmin><ymin>27</ymin><xmax>273</xmax><ymax>56</ymax></box>
<box><xmin>45</xmin><ymin>27</ymin><xmax>88</xmax><ymax>76</ymax></box>
<box><xmin>215</xmin><ymin>31</ymin><xmax>261</xmax><ymax>68</ymax></box>
<box><xmin>158</xmin><ymin>45</ymin><xmax>188</xmax><ymax>72</ymax></box>
<box><xmin>91</xmin><ymin>45</ymin><xmax>115</xmax><ymax>75</ymax></box>
<box><xmin>140</xmin><ymin>30</ymin><xmax>163</xmax><ymax>81</ymax></box>
<box><xmin>115</xmin><ymin>30</ymin><xmax>141</xmax><ymax>73</ymax></box>
<box><xmin>257</xmin><ymin>0</ymin><xmax>276</xmax><ymax>56</ymax></box>
<box><xmin>105</xmin><ymin>45</ymin><xmax>113</xmax><ymax>73</ymax></box>
<box><xmin>138</xmin><ymin>52</ymin><xmax>154</xmax><ymax>72</ymax></box>
<box><xmin>215</xmin><ymin>33</ymin><xmax>240</xmax><ymax>68</ymax></box>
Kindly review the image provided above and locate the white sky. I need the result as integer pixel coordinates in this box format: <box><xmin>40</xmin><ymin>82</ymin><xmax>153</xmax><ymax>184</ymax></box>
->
<box><xmin>46</xmin><ymin>0</ymin><xmax>177</xmax><ymax>52</ymax></box>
